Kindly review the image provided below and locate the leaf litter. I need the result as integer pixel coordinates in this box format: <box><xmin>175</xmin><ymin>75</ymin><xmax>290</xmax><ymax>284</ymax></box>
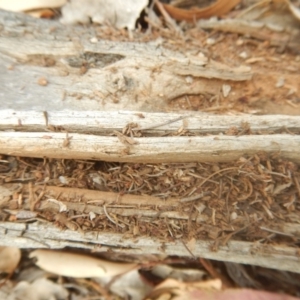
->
<box><xmin>1</xmin><ymin>152</ymin><xmax>300</xmax><ymax>298</ymax></box>
<box><xmin>0</xmin><ymin>153</ymin><xmax>299</xmax><ymax>247</ymax></box>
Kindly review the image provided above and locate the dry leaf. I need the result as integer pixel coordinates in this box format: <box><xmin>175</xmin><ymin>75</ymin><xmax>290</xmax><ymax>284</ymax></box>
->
<box><xmin>7</xmin><ymin>278</ymin><xmax>68</xmax><ymax>300</ymax></box>
<box><xmin>96</xmin><ymin>269</ymin><xmax>153</xmax><ymax>300</ymax></box>
<box><xmin>0</xmin><ymin>0</ymin><xmax>66</xmax><ymax>12</ymax></box>
<box><xmin>197</xmin><ymin>0</ymin><xmax>300</xmax><ymax>52</ymax></box>
<box><xmin>61</xmin><ymin>0</ymin><xmax>148</xmax><ymax>30</ymax></box>
<box><xmin>151</xmin><ymin>264</ymin><xmax>206</xmax><ymax>282</ymax></box>
<box><xmin>47</xmin><ymin>198</ymin><xmax>68</xmax><ymax>212</ymax></box>
<box><xmin>146</xmin><ymin>278</ymin><xmax>222</xmax><ymax>300</ymax></box>
<box><xmin>161</xmin><ymin>0</ymin><xmax>241</xmax><ymax>22</ymax></box>
<box><xmin>26</xmin><ymin>9</ymin><xmax>57</xmax><ymax>19</ymax></box>
<box><xmin>30</xmin><ymin>250</ymin><xmax>137</xmax><ymax>278</ymax></box>
<box><xmin>0</xmin><ymin>246</ymin><xmax>21</xmax><ymax>274</ymax></box>
<box><xmin>235</xmin><ymin>0</ymin><xmax>300</xmax><ymax>30</ymax></box>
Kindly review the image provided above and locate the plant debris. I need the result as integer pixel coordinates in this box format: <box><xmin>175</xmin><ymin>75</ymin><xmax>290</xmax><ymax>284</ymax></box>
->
<box><xmin>0</xmin><ymin>153</ymin><xmax>299</xmax><ymax>248</ymax></box>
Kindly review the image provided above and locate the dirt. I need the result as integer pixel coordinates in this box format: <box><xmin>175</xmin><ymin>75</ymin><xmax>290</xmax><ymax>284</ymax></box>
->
<box><xmin>157</xmin><ymin>31</ymin><xmax>300</xmax><ymax>114</ymax></box>
<box><xmin>86</xmin><ymin>18</ymin><xmax>300</xmax><ymax>115</ymax></box>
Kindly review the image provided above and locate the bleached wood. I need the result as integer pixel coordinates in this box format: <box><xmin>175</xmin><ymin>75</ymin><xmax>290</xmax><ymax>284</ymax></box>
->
<box><xmin>0</xmin><ymin>110</ymin><xmax>300</xmax><ymax>134</ymax></box>
<box><xmin>0</xmin><ymin>9</ymin><xmax>251</xmax><ymax>113</ymax></box>
<box><xmin>32</xmin><ymin>186</ymin><xmax>207</xmax><ymax>222</ymax></box>
<box><xmin>1</xmin><ymin>185</ymin><xmax>300</xmax><ymax>272</ymax></box>
<box><xmin>0</xmin><ymin>131</ymin><xmax>299</xmax><ymax>163</ymax></box>
<box><xmin>0</xmin><ymin>221</ymin><xmax>299</xmax><ymax>273</ymax></box>
<box><xmin>40</xmin><ymin>186</ymin><xmax>180</xmax><ymax>207</ymax></box>
<box><xmin>197</xmin><ymin>18</ymin><xmax>300</xmax><ymax>51</ymax></box>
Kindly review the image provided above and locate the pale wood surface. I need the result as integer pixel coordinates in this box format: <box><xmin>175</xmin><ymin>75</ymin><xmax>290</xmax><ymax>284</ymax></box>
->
<box><xmin>1</xmin><ymin>109</ymin><xmax>300</xmax><ymax>163</ymax></box>
<box><xmin>0</xmin><ymin>110</ymin><xmax>300</xmax><ymax>134</ymax></box>
<box><xmin>1</xmin><ymin>185</ymin><xmax>300</xmax><ymax>273</ymax></box>
<box><xmin>0</xmin><ymin>9</ymin><xmax>251</xmax><ymax>112</ymax></box>
<box><xmin>0</xmin><ymin>221</ymin><xmax>299</xmax><ymax>273</ymax></box>
<box><xmin>0</xmin><ymin>131</ymin><xmax>299</xmax><ymax>163</ymax></box>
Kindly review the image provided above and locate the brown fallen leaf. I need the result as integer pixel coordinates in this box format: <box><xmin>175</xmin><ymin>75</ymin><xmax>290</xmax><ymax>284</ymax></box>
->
<box><xmin>160</xmin><ymin>0</ymin><xmax>241</xmax><ymax>22</ymax></box>
<box><xmin>146</xmin><ymin>278</ymin><xmax>222</xmax><ymax>299</ymax></box>
<box><xmin>27</xmin><ymin>9</ymin><xmax>57</xmax><ymax>19</ymax></box>
<box><xmin>0</xmin><ymin>246</ymin><xmax>21</xmax><ymax>274</ymax></box>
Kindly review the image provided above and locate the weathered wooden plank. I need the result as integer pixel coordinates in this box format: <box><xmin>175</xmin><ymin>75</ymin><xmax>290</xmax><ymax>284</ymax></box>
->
<box><xmin>0</xmin><ymin>9</ymin><xmax>251</xmax><ymax>112</ymax></box>
<box><xmin>0</xmin><ymin>110</ymin><xmax>300</xmax><ymax>134</ymax></box>
<box><xmin>0</xmin><ymin>221</ymin><xmax>299</xmax><ymax>273</ymax></box>
<box><xmin>0</xmin><ymin>131</ymin><xmax>299</xmax><ymax>163</ymax></box>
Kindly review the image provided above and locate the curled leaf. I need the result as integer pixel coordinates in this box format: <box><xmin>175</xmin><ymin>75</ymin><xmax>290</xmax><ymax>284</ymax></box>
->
<box><xmin>161</xmin><ymin>0</ymin><xmax>241</xmax><ymax>22</ymax></box>
<box><xmin>30</xmin><ymin>250</ymin><xmax>137</xmax><ymax>278</ymax></box>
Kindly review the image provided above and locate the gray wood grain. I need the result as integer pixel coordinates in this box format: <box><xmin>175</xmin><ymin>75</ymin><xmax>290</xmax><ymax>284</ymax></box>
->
<box><xmin>0</xmin><ymin>9</ymin><xmax>252</xmax><ymax>112</ymax></box>
<box><xmin>0</xmin><ymin>110</ymin><xmax>299</xmax><ymax>134</ymax></box>
<box><xmin>0</xmin><ymin>131</ymin><xmax>299</xmax><ymax>163</ymax></box>
<box><xmin>0</xmin><ymin>221</ymin><xmax>299</xmax><ymax>273</ymax></box>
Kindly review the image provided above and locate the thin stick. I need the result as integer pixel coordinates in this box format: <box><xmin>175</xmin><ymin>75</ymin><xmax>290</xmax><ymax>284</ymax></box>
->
<box><xmin>77</xmin><ymin>279</ymin><xmax>113</xmax><ymax>300</ymax></box>
<box><xmin>181</xmin><ymin>240</ymin><xmax>195</xmax><ymax>258</ymax></box>
<box><xmin>201</xmin><ymin>105</ymin><xmax>232</xmax><ymax>112</ymax></box>
<box><xmin>265</xmin><ymin>170</ymin><xmax>291</xmax><ymax>178</ymax></box>
<box><xmin>199</xmin><ymin>167</ymin><xmax>238</xmax><ymax>188</ymax></box>
<box><xmin>103</xmin><ymin>205</ymin><xmax>125</xmax><ymax>228</ymax></box>
<box><xmin>293</xmin><ymin>175</ymin><xmax>300</xmax><ymax>198</ymax></box>
<box><xmin>29</xmin><ymin>182</ymin><xmax>35</xmax><ymax>211</ymax></box>
<box><xmin>236</xmin><ymin>0</ymin><xmax>270</xmax><ymax>18</ymax></box>
<box><xmin>221</xmin><ymin>218</ymin><xmax>262</xmax><ymax>245</ymax></box>
<box><xmin>153</xmin><ymin>0</ymin><xmax>182</xmax><ymax>34</ymax></box>
<box><xmin>180</xmin><ymin>191</ymin><xmax>211</xmax><ymax>203</ymax></box>
<box><xmin>43</xmin><ymin>111</ymin><xmax>48</xmax><ymax>127</ymax></box>
<box><xmin>259</xmin><ymin>226</ymin><xmax>295</xmax><ymax>238</ymax></box>
<box><xmin>133</xmin><ymin>116</ymin><xmax>188</xmax><ymax>131</ymax></box>
<box><xmin>199</xmin><ymin>258</ymin><xmax>232</xmax><ymax>288</ymax></box>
